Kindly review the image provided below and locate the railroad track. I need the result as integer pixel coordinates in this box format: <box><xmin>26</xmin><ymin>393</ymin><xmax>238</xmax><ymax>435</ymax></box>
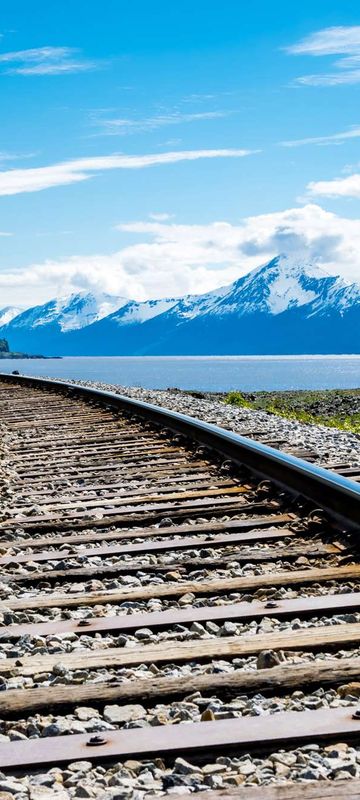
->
<box><xmin>0</xmin><ymin>373</ymin><xmax>359</xmax><ymax>799</ymax></box>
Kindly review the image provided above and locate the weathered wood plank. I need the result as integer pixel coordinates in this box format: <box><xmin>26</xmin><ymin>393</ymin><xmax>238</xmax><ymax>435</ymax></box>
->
<box><xmin>1</xmin><ymin>655</ymin><xmax>360</xmax><ymax>714</ymax></box>
<box><xmin>13</xmin><ymin>469</ymin><xmax>217</xmax><ymax>497</ymax></box>
<box><xmin>13</xmin><ymin>443</ymin><xmax>185</xmax><ymax>471</ymax></box>
<box><xmin>11</xmin><ymin>461</ymin><xmax>208</xmax><ymax>489</ymax></box>
<box><xmin>0</xmin><ymin>539</ymin><xmax>330</xmax><ymax>567</ymax></box>
<box><xmin>3</xmin><ymin>486</ymin><xmax>248</xmax><ymax>523</ymax></box>
<box><xmin>3</xmin><ymin>564</ymin><xmax>359</xmax><ymax>610</ymax></box>
<box><xmin>10</xmin><ymin>435</ymin><xmax>164</xmax><ymax>458</ymax></box>
<box><xmin>11</xmin><ymin>426</ymin><xmax>143</xmax><ymax>449</ymax></box>
<box><xmin>11</xmin><ymin>424</ymin><xmax>136</xmax><ymax>444</ymax></box>
<box><xmin>2</xmin><ymin>622</ymin><xmax>360</xmax><ymax>676</ymax></box>
<box><xmin>7</xmin><ymin>413</ymin><xmax>113</xmax><ymax>429</ymax></box>
<box><xmin>7</xmin><ymin>476</ymin><xmax>233</xmax><ymax>508</ymax></box>
<box><xmin>14</xmin><ymin>450</ymin><xmax>185</xmax><ymax>479</ymax></box>
<box><xmin>169</xmin><ymin>782</ymin><xmax>360</xmax><ymax>800</ymax></box>
<box><xmin>0</xmin><ymin>514</ymin><xmax>294</xmax><ymax>550</ymax></box>
<box><xmin>2</xmin><ymin>590</ymin><xmax>358</xmax><ymax>640</ymax></box>
<box><xmin>0</xmin><ymin>499</ymin><xmax>273</xmax><ymax>533</ymax></box>
<box><xmin>11</xmin><ymin>435</ymin><xmax>166</xmax><ymax>455</ymax></box>
<box><xmin>0</xmin><ymin>545</ymin><xmax>338</xmax><ymax>585</ymax></box>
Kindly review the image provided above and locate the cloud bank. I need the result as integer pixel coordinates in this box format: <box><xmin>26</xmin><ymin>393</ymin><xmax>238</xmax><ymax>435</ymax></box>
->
<box><xmin>1</xmin><ymin>204</ymin><xmax>360</xmax><ymax>305</ymax></box>
<box><xmin>308</xmin><ymin>173</ymin><xmax>360</xmax><ymax>198</ymax></box>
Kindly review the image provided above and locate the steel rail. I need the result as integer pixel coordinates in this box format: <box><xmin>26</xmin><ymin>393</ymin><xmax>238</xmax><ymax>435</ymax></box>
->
<box><xmin>0</xmin><ymin>372</ymin><xmax>359</xmax><ymax>528</ymax></box>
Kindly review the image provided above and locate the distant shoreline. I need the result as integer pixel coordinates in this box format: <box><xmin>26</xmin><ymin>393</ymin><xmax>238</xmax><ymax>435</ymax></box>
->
<box><xmin>0</xmin><ymin>354</ymin><xmax>62</xmax><ymax>360</ymax></box>
<box><xmin>6</xmin><ymin>354</ymin><xmax>358</xmax><ymax>359</ymax></box>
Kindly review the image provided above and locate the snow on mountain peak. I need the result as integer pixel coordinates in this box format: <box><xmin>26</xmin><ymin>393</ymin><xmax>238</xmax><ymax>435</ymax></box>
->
<box><xmin>267</xmin><ymin>277</ymin><xmax>316</xmax><ymax>314</ymax></box>
<box><xmin>55</xmin><ymin>292</ymin><xmax>128</xmax><ymax>331</ymax></box>
<box><xmin>111</xmin><ymin>297</ymin><xmax>180</xmax><ymax>326</ymax></box>
<box><xmin>4</xmin><ymin>291</ymin><xmax>129</xmax><ymax>333</ymax></box>
<box><xmin>0</xmin><ymin>252</ymin><xmax>359</xmax><ymax>356</ymax></box>
<box><xmin>221</xmin><ymin>254</ymin><xmax>338</xmax><ymax>316</ymax></box>
<box><xmin>1</xmin><ymin>253</ymin><xmax>360</xmax><ymax>350</ymax></box>
<box><xmin>245</xmin><ymin>254</ymin><xmax>331</xmax><ymax>283</ymax></box>
<box><xmin>274</xmin><ymin>253</ymin><xmax>331</xmax><ymax>278</ymax></box>
<box><xmin>260</xmin><ymin>255</ymin><xmax>323</xmax><ymax>314</ymax></box>
<box><xmin>0</xmin><ymin>306</ymin><xmax>24</xmax><ymax>326</ymax></box>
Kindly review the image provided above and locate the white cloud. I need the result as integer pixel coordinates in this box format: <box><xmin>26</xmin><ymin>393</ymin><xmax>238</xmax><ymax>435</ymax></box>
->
<box><xmin>0</xmin><ymin>46</ymin><xmax>97</xmax><ymax>75</ymax></box>
<box><xmin>148</xmin><ymin>212</ymin><xmax>174</xmax><ymax>221</ymax></box>
<box><xmin>281</xmin><ymin>125</ymin><xmax>360</xmax><ymax>147</ymax></box>
<box><xmin>160</xmin><ymin>138</ymin><xmax>182</xmax><ymax>147</ymax></box>
<box><xmin>286</xmin><ymin>26</ymin><xmax>360</xmax><ymax>56</ymax></box>
<box><xmin>296</xmin><ymin>70</ymin><xmax>360</xmax><ymax>87</ymax></box>
<box><xmin>286</xmin><ymin>26</ymin><xmax>360</xmax><ymax>86</ymax></box>
<box><xmin>1</xmin><ymin>204</ymin><xmax>360</xmax><ymax>305</ymax></box>
<box><xmin>0</xmin><ymin>231</ymin><xmax>12</xmax><ymax>236</ymax></box>
<box><xmin>95</xmin><ymin>110</ymin><xmax>231</xmax><ymax>136</ymax></box>
<box><xmin>0</xmin><ymin>149</ymin><xmax>256</xmax><ymax>196</ymax></box>
<box><xmin>308</xmin><ymin>173</ymin><xmax>360</xmax><ymax>197</ymax></box>
<box><xmin>0</xmin><ymin>151</ymin><xmax>36</xmax><ymax>163</ymax></box>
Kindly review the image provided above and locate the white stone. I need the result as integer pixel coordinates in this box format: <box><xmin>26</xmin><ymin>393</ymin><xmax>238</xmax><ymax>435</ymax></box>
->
<box><xmin>103</xmin><ymin>704</ymin><xmax>146</xmax><ymax>723</ymax></box>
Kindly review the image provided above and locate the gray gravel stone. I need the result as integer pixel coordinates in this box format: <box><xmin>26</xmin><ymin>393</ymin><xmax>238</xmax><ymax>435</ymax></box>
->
<box><xmin>103</xmin><ymin>705</ymin><xmax>146</xmax><ymax>724</ymax></box>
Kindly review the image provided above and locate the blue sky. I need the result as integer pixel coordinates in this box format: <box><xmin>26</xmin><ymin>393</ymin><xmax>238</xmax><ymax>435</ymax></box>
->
<box><xmin>1</xmin><ymin>0</ymin><xmax>360</xmax><ymax>305</ymax></box>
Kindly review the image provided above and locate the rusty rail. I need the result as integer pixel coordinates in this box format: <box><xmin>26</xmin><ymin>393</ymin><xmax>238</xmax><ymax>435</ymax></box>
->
<box><xmin>0</xmin><ymin>708</ymin><xmax>359</xmax><ymax>770</ymax></box>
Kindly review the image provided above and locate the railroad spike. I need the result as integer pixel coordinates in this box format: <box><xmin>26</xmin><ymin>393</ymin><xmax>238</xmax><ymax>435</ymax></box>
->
<box><xmin>86</xmin><ymin>736</ymin><xmax>108</xmax><ymax>746</ymax></box>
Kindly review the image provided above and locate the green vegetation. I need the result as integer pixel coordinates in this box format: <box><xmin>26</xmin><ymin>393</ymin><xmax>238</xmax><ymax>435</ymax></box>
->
<box><xmin>224</xmin><ymin>388</ymin><xmax>360</xmax><ymax>435</ymax></box>
<box><xmin>224</xmin><ymin>391</ymin><xmax>252</xmax><ymax>408</ymax></box>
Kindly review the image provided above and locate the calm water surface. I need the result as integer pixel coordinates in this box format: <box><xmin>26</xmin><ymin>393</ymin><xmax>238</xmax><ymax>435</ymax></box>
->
<box><xmin>0</xmin><ymin>356</ymin><xmax>359</xmax><ymax>392</ymax></box>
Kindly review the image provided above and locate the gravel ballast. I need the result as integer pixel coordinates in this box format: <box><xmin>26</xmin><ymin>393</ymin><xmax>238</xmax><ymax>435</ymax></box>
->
<box><xmin>0</xmin><ymin>377</ymin><xmax>359</xmax><ymax>797</ymax></box>
<box><xmin>49</xmin><ymin>379</ymin><xmax>360</xmax><ymax>468</ymax></box>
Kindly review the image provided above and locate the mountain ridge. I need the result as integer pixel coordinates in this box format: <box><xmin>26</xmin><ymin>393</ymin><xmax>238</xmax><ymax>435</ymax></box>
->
<box><xmin>1</xmin><ymin>256</ymin><xmax>359</xmax><ymax>355</ymax></box>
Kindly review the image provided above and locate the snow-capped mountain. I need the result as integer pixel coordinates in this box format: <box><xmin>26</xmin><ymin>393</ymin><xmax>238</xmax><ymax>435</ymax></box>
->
<box><xmin>0</xmin><ymin>291</ymin><xmax>128</xmax><ymax>355</ymax></box>
<box><xmin>160</xmin><ymin>255</ymin><xmax>336</xmax><ymax>320</ymax></box>
<box><xmin>1</xmin><ymin>256</ymin><xmax>359</xmax><ymax>355</ymax></box>
<box><xmin>0</xmin><ymin>306</ymin><xmax>24</xmax><ymax>326</ymax></box>
<box><xmin>166</xmin><ymin>254</ymin><xmax>358</xmax><ymax>320</ymax></box>
<box><xmin>4</xmin><ymin>292</ymin><xmax>127</xmax><ymax>333</ymax></box>
<box><xmin>213</xmin><ymin>255</ymin><xmax>329</xmax><ymax>316</ymax></box>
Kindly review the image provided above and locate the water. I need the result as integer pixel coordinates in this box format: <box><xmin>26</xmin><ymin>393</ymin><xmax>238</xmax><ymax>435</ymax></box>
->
<box><xmin>0</xmin><ymin>356</ymin><xmax>359</xmax><ymax>392</ymax></box>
